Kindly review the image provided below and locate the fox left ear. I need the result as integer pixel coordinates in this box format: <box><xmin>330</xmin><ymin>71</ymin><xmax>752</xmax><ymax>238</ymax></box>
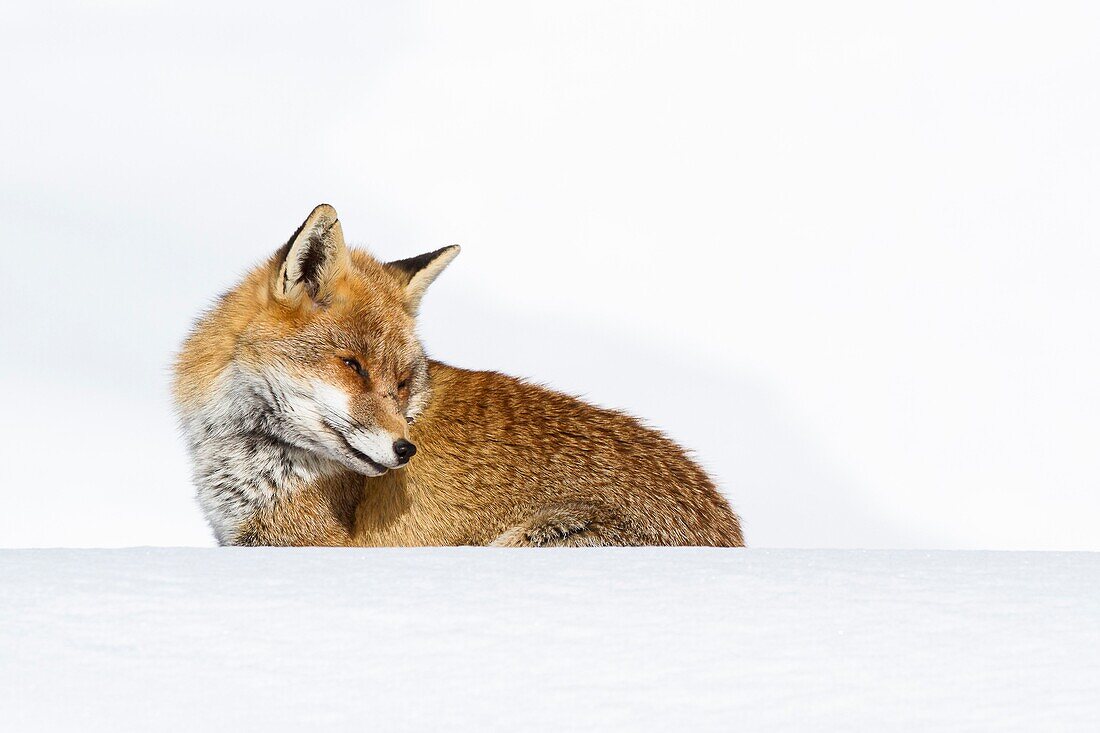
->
<box><xmin>384</xmin><ymin>245</ymin><xmax>461</xmax><ymax>315</ymax></box>
<box><xmin>274</xmin><ymin>203</ymin><xmax>351</xmax><ymax>305</ymax></box>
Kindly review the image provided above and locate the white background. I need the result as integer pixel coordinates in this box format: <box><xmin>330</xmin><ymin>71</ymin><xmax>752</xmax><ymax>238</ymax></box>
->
<box><xmin>1</xmin><ymin>1</ymin><xmax>1096</xmax><ymax>549</ymax></box>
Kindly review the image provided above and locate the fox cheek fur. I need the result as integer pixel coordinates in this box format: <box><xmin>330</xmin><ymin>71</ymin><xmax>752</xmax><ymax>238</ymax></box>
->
<box><xmin>174</xmin><ymin>203</ymin><xmax>743</xmax><ymax>547</ymax></box>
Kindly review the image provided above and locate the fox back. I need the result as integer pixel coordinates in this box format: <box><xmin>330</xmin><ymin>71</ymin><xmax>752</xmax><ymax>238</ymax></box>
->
<box><xmin>174</xmin><ymin>204</ymin><xmax>743</xmax><ymax>547</ymax></box>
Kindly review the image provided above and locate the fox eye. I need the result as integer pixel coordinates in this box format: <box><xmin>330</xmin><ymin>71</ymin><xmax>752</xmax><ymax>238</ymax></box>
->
<box><xmin>397</xmin><ymin>379</ymin><xmax>408</xmax><ymax>390</ymax></box>
<box><xmin>341</xmin><ymin>357</ymin><xmax>362</xmax><ymax>374</ymax></box>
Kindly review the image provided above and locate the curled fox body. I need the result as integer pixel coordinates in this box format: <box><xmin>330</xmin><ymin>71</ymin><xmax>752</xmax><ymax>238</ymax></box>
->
<box><xmin>174</xmin><ymin>205</ymin><xmax>743</xmax><ymax>547</ymax></box>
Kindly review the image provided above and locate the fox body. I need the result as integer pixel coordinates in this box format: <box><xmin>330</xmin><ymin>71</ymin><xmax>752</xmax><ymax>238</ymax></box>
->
<box><xmin>174</xmin><ymin>205</ymin><xmax>743</xmax><ymax>547</ymax></box>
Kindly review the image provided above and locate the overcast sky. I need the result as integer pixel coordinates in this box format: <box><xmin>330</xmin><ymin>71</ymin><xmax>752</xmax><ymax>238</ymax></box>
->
<box><xmin>1</xmin><ymin>1</ymin><xmax>1097</xmax><ymax>549</ymax></box>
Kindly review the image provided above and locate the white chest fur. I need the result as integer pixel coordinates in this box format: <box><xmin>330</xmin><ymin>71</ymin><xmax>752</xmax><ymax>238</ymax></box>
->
<box><xmin>179</xmin><ymin>367</ymin><xmax>336</xmax><ymax>544</ymax></box>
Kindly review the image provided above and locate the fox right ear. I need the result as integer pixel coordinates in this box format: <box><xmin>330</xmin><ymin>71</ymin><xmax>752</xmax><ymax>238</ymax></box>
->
<box><xmin>384</xmin><ymin>245</ymin><xmax>461</xmax><ymax>315</ymax></box>
<box><xmin>274</xmin><ymin>204</ymin><xmax>350</xmax><ymax>304</ymax></box>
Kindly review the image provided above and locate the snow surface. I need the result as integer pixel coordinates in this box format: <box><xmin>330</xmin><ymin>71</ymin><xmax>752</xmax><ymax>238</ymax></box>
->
<box><xmin>1</xmin><ymin>549</ymin><xmax>1096</xmax><ymax>731</ymax></box>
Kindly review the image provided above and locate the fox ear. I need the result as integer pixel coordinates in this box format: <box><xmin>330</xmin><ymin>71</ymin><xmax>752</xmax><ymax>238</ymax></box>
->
<box><xmin>384</xmin><ymin>245</ymin><xmax>460</xmax><ymax>315</ymax></box>
<box><xmin>274</xmin><ymin>204</ymin><xmax>350</xmax><ymax>304</ymax></box>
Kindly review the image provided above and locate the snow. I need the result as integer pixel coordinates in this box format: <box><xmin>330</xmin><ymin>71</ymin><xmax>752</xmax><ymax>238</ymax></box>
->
<box><xmin>1</xmin><ymin>549</ymin><xmax>1096</xmax><ymax>731</ymax></box>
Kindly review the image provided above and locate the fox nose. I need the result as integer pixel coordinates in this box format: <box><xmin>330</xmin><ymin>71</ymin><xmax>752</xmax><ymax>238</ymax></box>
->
<box><xmin>393</xmin><ymin>439</ymin><xmax>417</xmax><ymax>465</ymax></box>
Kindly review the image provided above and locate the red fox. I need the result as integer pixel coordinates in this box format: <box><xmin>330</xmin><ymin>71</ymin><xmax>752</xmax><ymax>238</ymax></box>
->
<box><xmin>174</xmin><ymin>204</ymin><xmax>743</xmax><ymax>546</ymax></box>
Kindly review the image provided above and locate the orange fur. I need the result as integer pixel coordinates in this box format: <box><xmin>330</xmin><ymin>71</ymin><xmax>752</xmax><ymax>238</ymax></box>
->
<box><xmin>174</xmin><ymin>205</ymin><xmax>743</xmax><ymax>547</ymax></box>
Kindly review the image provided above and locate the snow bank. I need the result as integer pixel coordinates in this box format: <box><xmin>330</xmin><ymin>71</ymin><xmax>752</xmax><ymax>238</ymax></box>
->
<box><xmin>1</xmin><ymin>549</ymin><xmax>1096</xmax><ymax>731</ymax></box>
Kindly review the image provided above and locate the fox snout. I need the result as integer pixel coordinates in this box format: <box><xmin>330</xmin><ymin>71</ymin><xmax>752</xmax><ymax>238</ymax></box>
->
<box><xmin>330</xmin><ymin>425</ymin><xmax>418</xmax><ymax>475</ymax></box>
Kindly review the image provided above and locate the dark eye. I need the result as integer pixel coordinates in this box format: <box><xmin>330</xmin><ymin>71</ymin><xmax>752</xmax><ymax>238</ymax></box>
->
<box><xmin>397</xmin><ymin>380</ymin><xmax>408</xmax><ymax>390</ymax></box>
<box><xmin>341</xmin><ymin>357</ymin><xmax>362</xmax><ymax>373</ymax></box>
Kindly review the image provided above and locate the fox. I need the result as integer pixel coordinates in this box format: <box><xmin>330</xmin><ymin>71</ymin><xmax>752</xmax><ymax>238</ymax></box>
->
<box><xmin>174</xmin><ymin>204</ymin><xmax>743</xmax><ymax>547</ymax></box>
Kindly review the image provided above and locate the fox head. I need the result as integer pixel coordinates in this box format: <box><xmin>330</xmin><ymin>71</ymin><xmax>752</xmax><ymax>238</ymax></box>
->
<box><xmin>177</xmin><ymin>204</ymin><xmax>459</xmax><ymax>477</ymax></box>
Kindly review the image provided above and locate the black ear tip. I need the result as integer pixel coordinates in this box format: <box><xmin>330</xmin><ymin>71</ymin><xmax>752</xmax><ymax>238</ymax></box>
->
<box><xmin>428</xmin><ymin>244</ymin><xmax>461</xmax><ymax>262</ymax></box>
<box><xmin>387</xmin><ymin>248</ymin><xmax>443</xmax><ymax>278</ymax></box>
